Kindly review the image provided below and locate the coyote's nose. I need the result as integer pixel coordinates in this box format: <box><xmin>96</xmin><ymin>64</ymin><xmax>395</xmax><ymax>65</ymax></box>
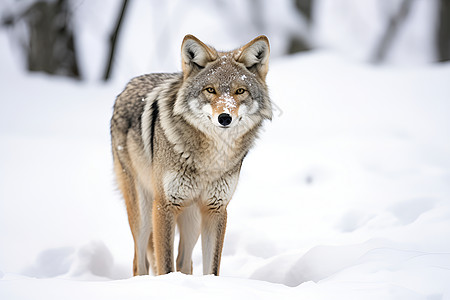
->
<box><xmin>218</xmin><ymin>113</ymin><xmax>232</xmax><ymax>127</ymax></box>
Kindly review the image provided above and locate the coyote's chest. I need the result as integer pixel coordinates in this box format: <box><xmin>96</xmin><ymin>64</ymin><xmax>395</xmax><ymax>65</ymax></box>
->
<box><xmin>161</xmin><ymin>166</ymin><xmax>239</xmax><ymax>209</ymax></box>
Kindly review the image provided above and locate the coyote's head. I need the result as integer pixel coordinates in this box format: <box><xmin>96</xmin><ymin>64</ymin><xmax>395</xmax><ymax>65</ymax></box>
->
<box><xmin>174</xmin><ymin>35</ymin><xmax>272</xmax><ymax>136</ymax></box>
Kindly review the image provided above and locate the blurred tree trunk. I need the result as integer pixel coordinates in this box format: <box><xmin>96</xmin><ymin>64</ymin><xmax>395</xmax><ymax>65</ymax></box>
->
<box><xmin>288</xmin><ymin>0</ymin><xmax>313</xmax><ymax>54</ymax></box>
<box><xmin>103</xmin><ymin>0</ymin><xmax>129</xmax><ymax>81</ymax></box>
<box><xmin>371</xmin><ymin>0</ymin><xmax>414</xmax><ymax>63</ymax></box>
<box><xmin>437</xmin><ymin>0</ymin><xmax>450</xmax><ymax>62</ymax></box>
<box><xmin>3</xmin><ymin>0</ymin><xmax>81</xmax><ymax>78</ymax></box>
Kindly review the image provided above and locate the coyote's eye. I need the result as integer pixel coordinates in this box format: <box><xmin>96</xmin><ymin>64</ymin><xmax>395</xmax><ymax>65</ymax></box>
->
<box><xmin>205</xmin><ymin>87</ymin><xmax>216</xmax><ymax>94</ymax></box>
<box><xmin>235</xmin><ymin>88</ymin><xmax>246</xmax><ymax>95</ymax></box>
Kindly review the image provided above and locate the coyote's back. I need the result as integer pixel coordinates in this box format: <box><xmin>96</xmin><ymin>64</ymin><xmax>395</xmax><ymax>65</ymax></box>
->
<box><xmin>111</xmin><ymin>35</ymin><xmax>272</xmax><ymax>276</ymax></box>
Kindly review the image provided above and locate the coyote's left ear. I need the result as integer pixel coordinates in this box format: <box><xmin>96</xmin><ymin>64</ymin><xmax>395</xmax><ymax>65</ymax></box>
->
<box><xmin>181</xmin><ymin>35</ymin><xmax>218</xmax><ymax>79</ymax></box>
<box><xmin>236</xmin><ymin>36</ymin><xmax>270</xmax><ymax>80</ymax></box>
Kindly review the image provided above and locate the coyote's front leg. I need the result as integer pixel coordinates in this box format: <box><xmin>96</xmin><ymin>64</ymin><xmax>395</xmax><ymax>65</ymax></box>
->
<box><xmin>200</xmin><ymin>173</ymin><xmax>238</xmax><ymax>275</ymax></box>
<box><xmin>201</xmin><ymin>206</ymin><xmax>228</xmax><ymax>275</ymax></box>
<box><xmin>152</xmin><ymin>193</ymin><xmax>177</xmax><ymax>275</ymax></box>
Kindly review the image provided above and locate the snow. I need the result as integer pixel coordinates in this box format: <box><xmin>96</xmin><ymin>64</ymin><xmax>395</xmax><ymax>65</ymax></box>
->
<box><xmin>1</xmin><ymin>24</ymin><xmax>450</xmax><ymax>300</ymax></box>
<box><xmin>218</xmin><ymin>92</ymin><xmax>238</xmax><ymax>113</ymax></box>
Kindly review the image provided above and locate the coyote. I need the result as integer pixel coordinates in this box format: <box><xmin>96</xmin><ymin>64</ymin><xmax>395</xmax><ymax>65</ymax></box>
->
<box><xmin>111</xmin><ymin>35</ymin><xmax>272</xmax><ymax>276</ymax></box>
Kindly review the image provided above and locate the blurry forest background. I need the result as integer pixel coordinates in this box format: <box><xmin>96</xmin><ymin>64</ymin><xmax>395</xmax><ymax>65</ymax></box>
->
<box><xmin>1</xmin><ymin>0</ymin><xmax>449</xmax><ymax>82</ymax></box>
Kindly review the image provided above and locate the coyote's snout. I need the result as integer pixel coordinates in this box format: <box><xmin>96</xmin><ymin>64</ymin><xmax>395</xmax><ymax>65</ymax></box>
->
<box><xmin>111</xmin><ymin>34</ymin><xmax>272</xmax><ymax>276</ymax></box>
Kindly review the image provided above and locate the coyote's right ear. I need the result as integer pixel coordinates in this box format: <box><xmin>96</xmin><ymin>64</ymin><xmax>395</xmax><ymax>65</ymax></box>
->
<box><xmin>181</xmin><ymin>35</ymin><xmax>217</xmax><ymax>79</ymax></box>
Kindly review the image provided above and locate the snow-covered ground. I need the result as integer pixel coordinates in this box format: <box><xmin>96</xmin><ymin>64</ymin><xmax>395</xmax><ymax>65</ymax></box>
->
<box><xmin>1</xmin><ymin>34</ymin><xmax>450</xmax><ymax>299</ymax></box>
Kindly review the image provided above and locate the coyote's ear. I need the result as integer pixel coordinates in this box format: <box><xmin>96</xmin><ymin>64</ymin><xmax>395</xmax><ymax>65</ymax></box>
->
<box><xmin>235</xmin><ymin>36</ymin><xmax>270</xmax><ymax>80</ymax></box>
<box><xmin>181</xmin><ymin>35</ymin><xmax>217</xmax><ymax>78</ymax></box>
